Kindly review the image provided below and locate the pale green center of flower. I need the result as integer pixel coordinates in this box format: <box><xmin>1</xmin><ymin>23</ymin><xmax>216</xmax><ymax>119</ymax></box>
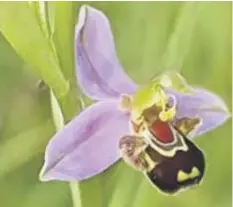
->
<box><xmin>130</xmin><ymin>76</ymin><xmax>177</xmax><ymax>123</ymax></box>
<box><xmin>119</xmin><ymin>72</ymin><xmax>194</xmax><ymax>125</ymax></box>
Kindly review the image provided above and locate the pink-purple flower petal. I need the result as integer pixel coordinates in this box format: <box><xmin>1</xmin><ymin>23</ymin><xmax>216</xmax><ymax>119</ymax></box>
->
<box><xmin>75</xmin><ymin>5</ymin><xmax>137</xmax><ymax>100</ymax></box>
<box><xmin>40</xmin><ymin>101</ymin><xmax>130</xmax><ymax>181</ymax></box>
<box><xmin>168</xmin><ymin>88</ymin><xmax>230</xmax><ymax>138</ymax></box>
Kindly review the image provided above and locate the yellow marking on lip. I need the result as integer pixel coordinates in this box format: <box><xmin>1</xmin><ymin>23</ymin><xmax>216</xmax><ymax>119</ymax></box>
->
<box><xmin>177</xmin><ymin>167</ymin><xmax>200</xmax><ymax>182</ymax></box>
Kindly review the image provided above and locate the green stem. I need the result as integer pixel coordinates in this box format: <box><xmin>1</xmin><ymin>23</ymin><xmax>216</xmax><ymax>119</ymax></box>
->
<box><xmin>50</xmin><ymin>88</ymin><xmax>82</xmax><ymax>207</ymax></box>
<box><xmin>69</xmin><ymin>182</ymin><xmax>82</xmax><ymax>207</ymax></box>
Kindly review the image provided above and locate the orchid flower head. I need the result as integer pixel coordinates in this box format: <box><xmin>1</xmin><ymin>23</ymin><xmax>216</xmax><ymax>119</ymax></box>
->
<box><xmin>39</xmin><ymin>5</ymin><xmax>230</xmax><ymax>183</ymax></box>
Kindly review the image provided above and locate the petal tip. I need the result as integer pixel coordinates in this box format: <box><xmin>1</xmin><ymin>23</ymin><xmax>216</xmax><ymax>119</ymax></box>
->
<box><xmin>75</xmin><ymin>4</ymin><xmax>136</xmax><ymax>100</ymax></box>
<box><xmin>39</xmin><ymin>165</ymin><xmax>50</xmax><ymax>182</ymax></box>
<box><xmin>223</xmin><ymin>109</ymin><xmax>231</xmax><ymax>123</ymax></box>
<box><xmin>77</xmin><ymin>4</ymin><xmax>107</xmax><ymax>31</ymax></box>
<box><xmin>39</xmin><ymin>157</ymin><xmax>56</xmax><ymax>182</ymax></box>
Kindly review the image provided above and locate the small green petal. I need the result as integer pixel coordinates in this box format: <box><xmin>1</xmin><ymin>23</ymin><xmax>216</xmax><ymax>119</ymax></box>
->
<box><xmin>153</xmin><ymin>72</ymin><xmax>192</xmax><ymax>93</ymax></box>
<box><xmin>131</xmin><ymin>72</ymin><xmax>191</xmax><ymax>120</ymax></box>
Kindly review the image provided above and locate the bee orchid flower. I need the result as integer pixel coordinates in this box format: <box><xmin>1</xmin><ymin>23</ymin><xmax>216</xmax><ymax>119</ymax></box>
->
<box><xmin>39</xmin><ymin>5</ymin><xmax>230</xmax><ymax>182</ymax></box>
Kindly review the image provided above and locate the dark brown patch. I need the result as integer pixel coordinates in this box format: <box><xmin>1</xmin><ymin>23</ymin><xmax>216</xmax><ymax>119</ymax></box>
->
<box><xmin>145</xmin><ymin>130</ymin><xmax>205</xmax><ymax>194</ymax></box>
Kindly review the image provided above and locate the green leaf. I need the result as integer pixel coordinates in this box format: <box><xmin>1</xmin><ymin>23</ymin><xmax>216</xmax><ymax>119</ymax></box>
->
<box><xmin>0</xmin><ymin>2</ymin><xmax>69</xmax><ymax>98</ymax></box>
<box><xmin>49</xmin><ymin>2</ymin><xmax>77</xmax><ymax>82</ymax></box>
<box><xmin>28</xmin><ymin>2</ymin><xmax>50</xmax><ymax>38</ymax></box>
<box><xmin>50</xmin><ymin>89</ymin><xmax>64</xmax><ymax>130</ymax></box>
<box><xmin>29</xmin><ymin>1</ymin><xmax>77</xmax><ymax>82</ymax></box>
<box><xmin>44</xmin><ymin>1</ymin><xmax>81</xmax><ymax>121</ymax></box>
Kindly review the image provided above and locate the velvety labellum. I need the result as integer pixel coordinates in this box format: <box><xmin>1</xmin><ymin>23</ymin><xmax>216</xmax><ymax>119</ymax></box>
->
<box><xmin>145</xmin><ymin>126</ymin><xmax>205</xmax><ymax>194</ymax></box>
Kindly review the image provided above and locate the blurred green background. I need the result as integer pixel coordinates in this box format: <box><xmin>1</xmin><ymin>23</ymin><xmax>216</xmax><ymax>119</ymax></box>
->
<box><xmin>0</xmin><ymin>2</ymin><xmax>231</xmax><ymax>207</ymax></box>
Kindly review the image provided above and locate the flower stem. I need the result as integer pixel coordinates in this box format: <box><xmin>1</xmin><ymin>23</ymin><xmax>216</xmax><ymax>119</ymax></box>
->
<box><xmin>69</xmin><ymin>182</ymin><xmax>81</xmax><ymax>207</ymax></box>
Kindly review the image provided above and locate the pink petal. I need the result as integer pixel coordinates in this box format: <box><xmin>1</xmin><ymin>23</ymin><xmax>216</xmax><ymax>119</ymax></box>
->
<box><xmin>75</xmin><ymin>5</ymin><xmax>137</xmax><ymax>100</ymax></box>
<box><xmin>40</xmin><ymin>101</ymin><xmax>130</xmax><ymax>181</ymax></box>
<box><xmin>168</xmin><ymin>88</ymin><xmax>230</xmax><ymax>138</ymax></box>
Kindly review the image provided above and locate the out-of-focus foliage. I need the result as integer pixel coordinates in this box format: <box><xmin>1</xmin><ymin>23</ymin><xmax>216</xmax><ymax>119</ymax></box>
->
<box><xmin>0</xmin><ymin>2</ymin><xmax>231</xmax><ymax>207</ymax></box>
